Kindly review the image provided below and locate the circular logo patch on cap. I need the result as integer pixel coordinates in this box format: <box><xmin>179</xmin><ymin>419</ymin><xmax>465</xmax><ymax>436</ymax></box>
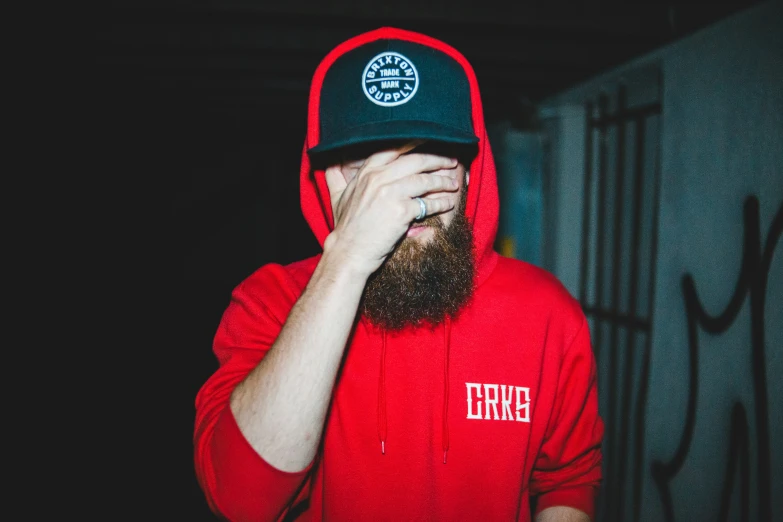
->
<box><xmin>362</xmin><ymin>52</ymin><xmax>419</xmax><ymax>107</ymax></box>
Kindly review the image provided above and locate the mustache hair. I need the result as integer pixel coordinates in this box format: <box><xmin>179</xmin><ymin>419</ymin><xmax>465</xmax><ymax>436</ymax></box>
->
<box><xmin>360</xmin><ymin>189</ymin><xmax>475</xmax><ymax>331</ymax></box>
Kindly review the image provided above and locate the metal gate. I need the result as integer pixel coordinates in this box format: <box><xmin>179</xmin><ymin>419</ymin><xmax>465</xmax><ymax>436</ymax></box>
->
<box><xmin>578</xmin><ymin>80</ymin><xmax>662</xmax><ymax>522</ymax></box>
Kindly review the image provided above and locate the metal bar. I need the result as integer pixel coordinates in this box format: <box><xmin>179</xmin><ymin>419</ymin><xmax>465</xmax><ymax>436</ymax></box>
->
<box><xmin>579</xmin><ymin>102</ymin><xmax>594</xmax><ymax>306</ymax></box>
<box><xmin>618</xmin><ymin>115</ymin><xmax>646</xmax><ymax>522</ymax></box>
<box><xmin>541</xmin><ymin>135</ymin><xmax>555</xmax><ymax>272</ymax></box>
<box><xmin>605</xmin><ymin>84</ymin><xmax>626</xmax><ymax>522</ymax></box>
<box><xmin>634</xmin><ymin>105</ymin><xmax>663</xmax><ymax>521</ymax></box>
<box><xmin>592</xmin><ymin>93</ymin><xmax>609</xmax><ymax>521</ymax></box>
<box><xmin>593</xmin><ymin>92</ymin><xmax>609</xmax><ymax>361</ymax></box>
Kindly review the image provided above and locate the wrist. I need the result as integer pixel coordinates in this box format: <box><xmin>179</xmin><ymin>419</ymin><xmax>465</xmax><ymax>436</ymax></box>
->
<box><xmin>322</xmin><ymin>232</ymin><xmax>376</xmax><ymax>281</ymax></box>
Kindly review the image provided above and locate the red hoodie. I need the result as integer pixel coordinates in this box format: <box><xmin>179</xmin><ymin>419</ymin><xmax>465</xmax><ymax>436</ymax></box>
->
<box><xmin>194</xmin><ymin>27</ymin><xmax>603</xmax><ymax>521</ymax></box>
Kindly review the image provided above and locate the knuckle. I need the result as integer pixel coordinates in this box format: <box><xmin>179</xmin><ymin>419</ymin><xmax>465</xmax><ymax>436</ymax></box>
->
<box><xmin>414</xmin><ymin>175</ymin><xmax>430</xmax><ymax>190</ymax></box>
<box><xmin>376</xmin><ymin>184</ymin><xmax>392</xmax><ymax>199</ymax></box>
<box><xmin>427</xmin><ymin>177</ymin><xmax>446</xmax><ymax>191</ymax></box>
<box><xmin>360</xmin><ymin>170</ymin><xmax>376</xmax><ymax>186</ymax></box>
<box><xmin>434</xmin><ymin>175</ymin><xmax>450</xmax><ymax>188</ymax></box>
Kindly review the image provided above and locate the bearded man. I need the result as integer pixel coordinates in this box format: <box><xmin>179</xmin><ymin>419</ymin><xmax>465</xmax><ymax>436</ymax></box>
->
<box><xmin>194</xmin><ymin>27</ymin><xmax>604</xmax><ymax>522</ymax></box>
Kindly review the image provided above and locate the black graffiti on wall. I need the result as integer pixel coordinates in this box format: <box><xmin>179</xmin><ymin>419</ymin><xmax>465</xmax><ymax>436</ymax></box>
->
<box><xmin>651</xmin><ymin>195</ymin><xmax>782</xmax><ymax>522</ymax></box>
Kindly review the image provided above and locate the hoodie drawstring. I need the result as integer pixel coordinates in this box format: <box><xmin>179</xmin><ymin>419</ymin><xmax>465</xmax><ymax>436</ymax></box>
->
<box><xmin>377</xmin><ymin>320</ymin><xmax>453</xmax><ymax>464</ymax></box>
<box><xmin>378</xmin><ymin>330</ymin><xmax>387</xmax><ymax>455</ymax></box>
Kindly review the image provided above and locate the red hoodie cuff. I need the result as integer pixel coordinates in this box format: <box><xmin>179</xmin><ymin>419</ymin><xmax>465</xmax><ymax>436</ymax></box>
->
<box><xmin>209</xmin><ymin>406</ymin><xmax>313</xmax><ymax>518</ymax></box>
<box><xmin>534</xmin><ymin>486</ymin><xmax>596</xmax><ymax>521</ymax></box>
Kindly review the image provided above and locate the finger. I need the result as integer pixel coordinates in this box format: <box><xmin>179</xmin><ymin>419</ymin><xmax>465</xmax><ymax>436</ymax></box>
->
<box><xmin>397</xmin><ymin>172</ymin><xmax>460</xmax><ymax>198</ymax></box>
<box><xmin>325</xmin><ymin>165</ymin><xmax>348</xmax><ymax>214</ymax></box>
<box><xmin>409</xmin><ymin>193</ymin><xmax>458</xmax><ymax>220</ymax></box>
<box><xmin>422</xmin><ymin>194</ymin><xmax>458</xmax><ymax>216</ymax></box>
<box><xmin>369</xmin><ymin>154</ymin><xmax>458</xmax><ymax>187</ymax></box>
<box><xmin>362</xmin><ymin>140</ymin><xmax>427</xmax><ymax>170</ymax></box>
<box><xmin>393</xmin><ymin>153</ymin><xmax>459</xmax><ymax>178</ymax></box>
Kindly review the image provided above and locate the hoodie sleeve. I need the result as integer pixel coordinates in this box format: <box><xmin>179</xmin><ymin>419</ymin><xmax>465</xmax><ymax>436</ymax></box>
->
<box><xmin>530</xmin><ymin>315</ymin><xmax>604</xmax><ymax>521</ymax></box>
<box><xmin>194</xmin><ymin>264</ymin><xmax>312</xmax><ymax>522</ymax></box>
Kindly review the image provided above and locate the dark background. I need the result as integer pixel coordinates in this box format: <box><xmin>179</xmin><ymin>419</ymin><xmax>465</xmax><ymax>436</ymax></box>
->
<box><xmin>82</xmin><ymin>2</ymin><xmax>761</xmax><ymax>518</ymax></box>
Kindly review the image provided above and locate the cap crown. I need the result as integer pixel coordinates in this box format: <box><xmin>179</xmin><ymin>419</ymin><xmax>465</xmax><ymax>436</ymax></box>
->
<box><xmin>310</xmin><ymin>38</ymin><xmax>477</xmax><ymax>156</ymax></box>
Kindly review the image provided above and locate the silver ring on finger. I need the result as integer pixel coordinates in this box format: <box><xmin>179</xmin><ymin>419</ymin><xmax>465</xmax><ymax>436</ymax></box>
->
<box><xmin>415</xmin><ymin>197</ymin><xmax>427</xmax><ymax>220</ymax></box>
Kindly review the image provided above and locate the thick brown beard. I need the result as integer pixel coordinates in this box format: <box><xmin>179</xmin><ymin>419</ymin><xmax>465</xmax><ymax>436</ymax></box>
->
<box><xmin>361</xmin><ymin>190</ymin><xmax>475</xmax><ymax>331</ymax></box>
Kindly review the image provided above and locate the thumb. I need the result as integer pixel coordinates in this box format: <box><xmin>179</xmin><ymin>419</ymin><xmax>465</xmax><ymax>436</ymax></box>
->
<box><xmin>324</xmin><ymin>165</ymin><xmax>347</xmax><ymax>218</ymax></box>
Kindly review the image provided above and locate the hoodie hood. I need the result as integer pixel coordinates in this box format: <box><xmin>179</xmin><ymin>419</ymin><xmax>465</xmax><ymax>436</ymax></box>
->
<box><xmin>299</xmin><ymin>27</ymin><xmax>499</xmax><ymax>285</ymax></box>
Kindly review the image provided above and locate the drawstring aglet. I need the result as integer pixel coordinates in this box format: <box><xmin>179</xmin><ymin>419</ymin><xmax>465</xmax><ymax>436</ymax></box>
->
<box><xmin>443</xmin><ymin>451</ymin><xmax>448</xmax><ymax>464</ymax></box>
<box><xmin>381</xmin><ymin>441</ymin><xmax>385</xmax><ymax>455</ymax></box>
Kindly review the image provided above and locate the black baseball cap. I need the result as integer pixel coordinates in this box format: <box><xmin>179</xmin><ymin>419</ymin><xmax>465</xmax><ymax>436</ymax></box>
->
<box><xmin>307</xmin><ymin>38</ymin><xmax>479</xmax><ymax>160</ymax></box>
